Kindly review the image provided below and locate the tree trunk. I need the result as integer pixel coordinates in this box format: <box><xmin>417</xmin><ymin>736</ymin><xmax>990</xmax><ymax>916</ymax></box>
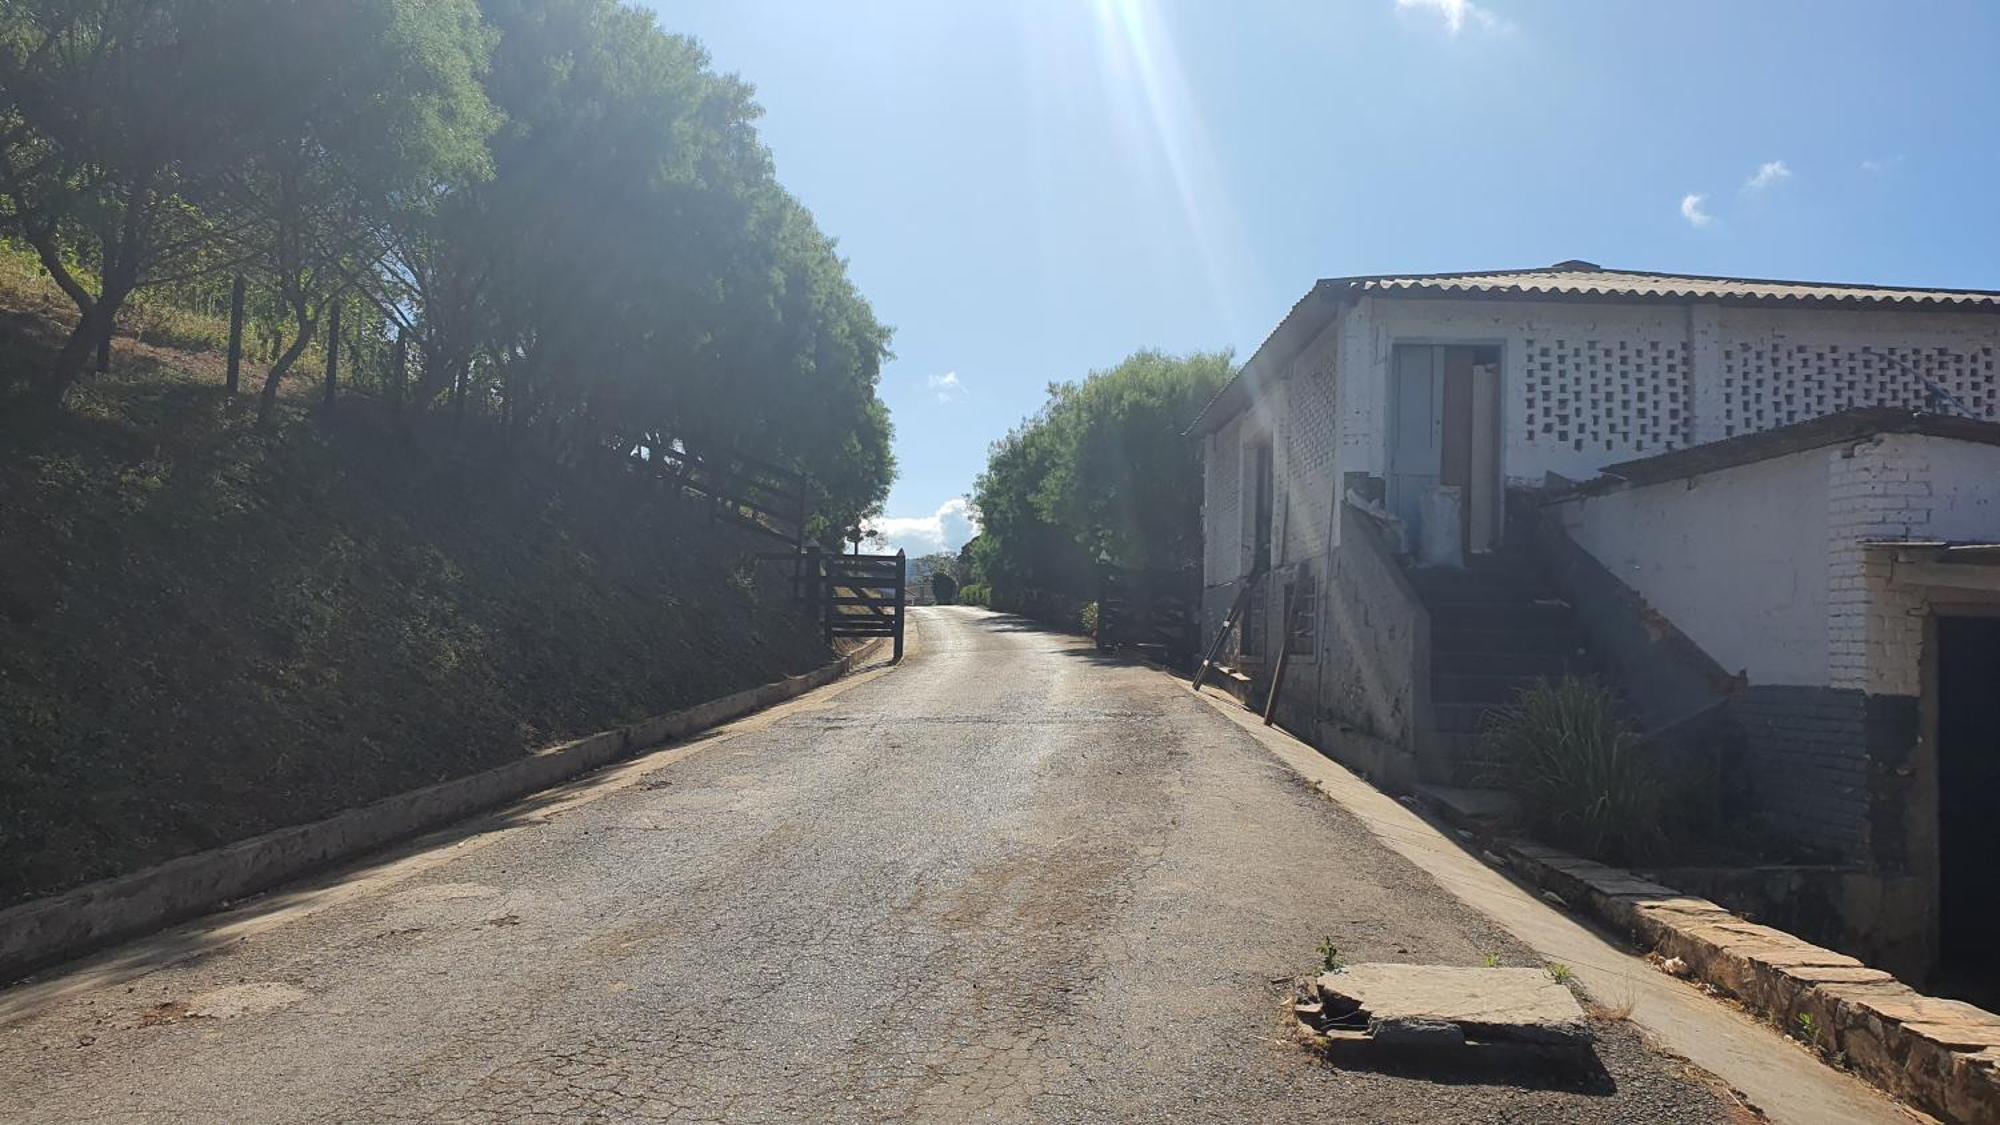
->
<box><xmin>39</xmin><ymin>294</ymin><xmax>122</xmax><ymax>405</ymax></box>
<box><xmin>94</xmin><ymin>315</ymin><xmax>113</xmax><ymax>375</ymax></box>
<box><xmin>321</xmin><ymin>303</ymin><xmax>341</xmax><ymax>408</ymax></box>
<box><xmin>257</xmin><ymin>327</ymin><xmax>316</xmax><ymax>426</ymax></box>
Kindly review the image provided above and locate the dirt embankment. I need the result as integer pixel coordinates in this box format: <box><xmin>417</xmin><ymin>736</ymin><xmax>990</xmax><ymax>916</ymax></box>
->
<box><xmin>0</xmin><ymin>313</ymin><xmax>830</xmax><ymax>908</ymax></box>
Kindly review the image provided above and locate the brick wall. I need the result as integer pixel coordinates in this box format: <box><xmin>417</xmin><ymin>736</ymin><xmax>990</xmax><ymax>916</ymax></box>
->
<box><xmin>1203</xmin><ymin>416</ymin><xmax>1243</xmax><ymax>588</ymax></box>
<box><xmin>1727</xmin><ymin>686</ymin><xmax>1872</xmax><ymax>858</ymax></box>
<box><xmin>1827</xmin><ymin>437</ymin><xmax>1932</xmax><ymax>696</ymax></box>
<box><xmin>1278</xmin><ymin>325</ymin><xmax>1340</xmax><ymax>565</ymax></box>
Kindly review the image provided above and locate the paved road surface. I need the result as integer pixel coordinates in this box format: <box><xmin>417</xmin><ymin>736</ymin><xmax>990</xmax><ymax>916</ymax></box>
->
<box><xmin>2</xmin><ymin>608</ymin><xmax>1752</xmax><ymax>1122</ymax></box>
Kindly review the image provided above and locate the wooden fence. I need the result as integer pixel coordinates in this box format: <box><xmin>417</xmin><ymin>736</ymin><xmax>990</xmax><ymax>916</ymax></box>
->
<box><xmin>1095</xmin><ymin>563</ymin><xmax>1200</xmax><ymax>666</ymax></box>
<box><xmin>810</xmin><ymin>548</ymin><xmax>907</xmax><ymax>662</ymax></box>
<box><xmin>636</xmin><ymin>442</ymin><xmax>809</xmax><ymax>547</ymax></box>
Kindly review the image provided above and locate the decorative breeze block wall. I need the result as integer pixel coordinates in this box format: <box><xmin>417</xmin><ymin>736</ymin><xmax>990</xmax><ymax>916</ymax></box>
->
<box><xmin>1521</xmin><ymin>336</ymin><xmax>1693</xmax><ymax>455</ymax></box>
<box><xmin>1279</xmin><ymin>335</ymin><xmax>1339</xmax><ymax>564</ymax></box>
<box><xmin>1722</xmin><ymin>344</ymin><xmax>1999</xmax><ymax>438</ymax></box>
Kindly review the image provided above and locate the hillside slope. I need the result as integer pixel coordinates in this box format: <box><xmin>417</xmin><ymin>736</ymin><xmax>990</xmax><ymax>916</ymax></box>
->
<box><xmin>0</xmin><ymin>300</ymin><xmax>832</xmax><ymax>907</ymax></box>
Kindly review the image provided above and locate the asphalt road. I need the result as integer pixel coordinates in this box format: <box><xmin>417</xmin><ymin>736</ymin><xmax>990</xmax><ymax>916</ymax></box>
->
<box><xmin>1</xmin><ymin>607</ymin><xmax>1751</xmax><ymax>1123</ymax></box>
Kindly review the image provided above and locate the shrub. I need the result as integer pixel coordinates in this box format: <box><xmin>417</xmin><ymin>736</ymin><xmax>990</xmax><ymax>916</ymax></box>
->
<box><xmin>1480</xmin><ymin>677</ymin><xmax>1666</xmax><ymax>864</ymax></box>
<box><xmin>1078</xmin><ymin>600</ymin><xmax>1099</xmax><ymax>636</ymax></box>
<box><xmin>958</xmin><ymin>582</ymin><xmax>990</xmax><ymax>606</ymax></box>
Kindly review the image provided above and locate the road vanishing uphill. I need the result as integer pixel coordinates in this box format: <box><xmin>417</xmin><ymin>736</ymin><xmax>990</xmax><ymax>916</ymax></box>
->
<box><xmin>6</xmin><ymin>608</ymin><xmax>1785</xmax><ymax>1122</ymax></box>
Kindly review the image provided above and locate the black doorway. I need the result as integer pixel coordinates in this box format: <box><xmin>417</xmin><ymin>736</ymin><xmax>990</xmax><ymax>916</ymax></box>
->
<box><xmin>1936</xmin><ymin>614</ymin><xmax>2000</xmax><ymax>1001</ymax></box>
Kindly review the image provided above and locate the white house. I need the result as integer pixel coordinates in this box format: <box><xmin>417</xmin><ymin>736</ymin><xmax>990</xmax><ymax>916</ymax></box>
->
<box><xmin>1189</xmin><ymin>260</ymin><xmax>2000</xmax><ymax>988</ymax></box>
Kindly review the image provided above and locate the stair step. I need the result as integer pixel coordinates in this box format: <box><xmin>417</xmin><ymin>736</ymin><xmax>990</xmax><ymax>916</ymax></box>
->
<box><xmin>1428</xmin><ymin>602</ymin><xmax>1573</xmax><ymax>629</ymax></box>
<box><xmin>1448</xmin><ymin>760</ymin><xmax>1510</xmax><ymax>788</ymax></box>
<box><xmin>1414</xmin><ymin>587</ymin><xmax>1555</xmax><ymax>608</ymax></box>
<box><xmin>1432</xmin><ymin>701</ymin><xmax>1509</xmax><ymax>734</ymax></box>
<box><xmin>1432</xmin><ymin>650</ymin><xmax>1584</xmax><ymax>676</ymax></box>
<box><xmin>1431</xmin><ymin>626</ymin><xmax>1588</xmax><ymax>655</ymax></box>
<box><xmin>1410</xmin><ymin>566</ymin><xmax>1546</xmax><ymax>590</ymax></box>
<box><xmin>1432</xmin><ymin>674</ymin><xmax>1550</xmax><ymax>705</ymax></box>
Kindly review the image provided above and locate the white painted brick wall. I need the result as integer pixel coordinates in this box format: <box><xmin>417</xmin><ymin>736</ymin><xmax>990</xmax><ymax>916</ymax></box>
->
<box><xmin>1203</xmin><ymin>416</ymin><xmax>1242</xmax><ymax>586</ymax></box>
<box><xmin>1829</xmin><ymin>436</ymin><xmax>1935</xmax><ymax>697</ymax></box>
<box><xmin>1279</xmin><ymin>322</ymin><xmax>1340</xmax><ymax>564</ymax></box>
<box><xmin>1829</xmin><ymin>434</ymin><xmax>2000</xmax><ymax>696</ymax></box>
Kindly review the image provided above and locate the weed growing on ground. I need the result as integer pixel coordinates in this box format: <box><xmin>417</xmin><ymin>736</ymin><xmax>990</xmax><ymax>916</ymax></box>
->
<box><xmin>1796</xmin><ymin>1012</ymin><xmax>1824</xmax><ymax>1052</ymax></box>
<box><xmin>1545</xmin><ymin>962</ymin><xmax>1575</xmax><ymax>985</ymax></box>
<box><xmin>1317</xmin><ymin>936</ymin><xmax>1344</xmax><ymax>973</ymax></box>
<box><xmin>1482</xmin><ymin>952</ymin><xmax>1501</xmax><ymax>968</ymax></box>
<box><xmin>1588</xmin><ymin>991</ymin><xmax>1636</xmax><ymax>1021</ymax></box>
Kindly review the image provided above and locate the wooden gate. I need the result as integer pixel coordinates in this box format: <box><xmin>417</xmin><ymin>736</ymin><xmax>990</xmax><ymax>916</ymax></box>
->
<box><xmin>1095</xmin><ymin>564</ymin><xmax>1199</xmax><ymax>666</ymax></box>
<box><xmin>808</xmin><ymin>548</ymin><xmax>907</xmax><ymax>662</ymax></box>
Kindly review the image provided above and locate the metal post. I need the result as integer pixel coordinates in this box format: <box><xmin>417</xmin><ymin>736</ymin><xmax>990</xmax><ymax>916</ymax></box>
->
<box><xmin>225</xmin><ymin>276</ymin><xmax>246</xmax><ymax>396</ymax></box>
<box><xmin>391</xmin><ymin>327</ymin><xmax>407</xmax><ymax>407</ymax></box>
<box><xmin>805</xmin><ymin>546</ymin><xmax>826</xmax><ymax>647</ymax></box>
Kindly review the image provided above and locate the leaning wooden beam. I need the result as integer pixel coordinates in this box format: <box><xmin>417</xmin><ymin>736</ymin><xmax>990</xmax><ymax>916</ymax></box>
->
<box><xmin>1263</xmin><ymin>581</ymin><xmax>1297</xmax><ymax>726</ymax></box>
<box><xmin>1191</xmin><ymin>580</ymin><xmax>1256</xmax><ymax>693</ymax></box>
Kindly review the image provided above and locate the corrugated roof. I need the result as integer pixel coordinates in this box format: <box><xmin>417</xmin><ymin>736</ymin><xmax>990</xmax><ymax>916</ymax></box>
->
<box><xmin>1324</xmin><ymin>260</ymin><xmax>2000</xmax><ymax>309</ymax></box>
<box><xmin>1188</xmin><ymin>260</ymin><xmax>2000</xmax><ymax>435</ymax></box>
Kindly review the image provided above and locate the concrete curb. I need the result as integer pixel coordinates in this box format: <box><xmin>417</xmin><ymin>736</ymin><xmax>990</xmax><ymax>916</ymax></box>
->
<box><xmin>0</xmin><ymin>641</ymin><xmax>886</xmax><ymax>985</ymax></box>
<box><xmin>1420</xmin><ymin>795</ymin><xmax>2000</xmax><ymax>1125</ymax></box>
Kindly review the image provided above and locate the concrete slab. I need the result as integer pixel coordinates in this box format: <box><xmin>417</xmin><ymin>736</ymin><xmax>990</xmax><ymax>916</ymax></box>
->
<box><xmin>1417</xmin><ymin>785</ymin><xmax>1521</xmax><ymax>825</ymax></box>
<box><xmin>1317</xmin><ymin>963</ymin><xmax>1591</xmax><ymax>1047</ymax></box>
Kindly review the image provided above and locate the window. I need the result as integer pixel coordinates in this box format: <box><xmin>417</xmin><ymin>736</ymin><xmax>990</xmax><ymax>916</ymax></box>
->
<box><xmin>1239</xmin><ymin>576</ymin><xmax>1267</xmax><ymax>659</ymax></box>
<box><xmin>1287</xmin><ymin>565</ymin><xmax>1317</xmax><ymax>657</ymax></box>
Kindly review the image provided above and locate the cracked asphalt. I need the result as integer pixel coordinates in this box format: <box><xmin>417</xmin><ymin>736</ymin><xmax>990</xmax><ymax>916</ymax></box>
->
<box><xmin>0</xmin><ymin>607</ymin><xmax>1751</xmax><ymax>1123</ymax></box>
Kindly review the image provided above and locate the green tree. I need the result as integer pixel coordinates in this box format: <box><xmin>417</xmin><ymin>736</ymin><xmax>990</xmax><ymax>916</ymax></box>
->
<box><xmin>972</xmin><ymin>349</ymin><xmax>1230</xmax><ymax>615</ymax></box>
<box><xmin>454</xmin><ymin>0</ymin><xmax>893</xmax><ymax>529</ymax></box>
<box><xmin>0</xmin><ymin>0</ymin><xmax>243</xmax><ymax>401</ymax></box>
<box><xmin>215</xmin><ymin>0</ymin><xmax>497</xmax><ymax>422</ymax></box>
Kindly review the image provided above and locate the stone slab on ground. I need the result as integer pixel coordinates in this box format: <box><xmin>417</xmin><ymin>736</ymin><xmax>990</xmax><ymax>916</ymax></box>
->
<box><xmin>1315</xmin><ymin>962</ymin><xmax>1591</xmax><ymax>1047</ymax></box>
<box><xmin>1416</xmin><ymin>785</ymin><xmax>1521</xmax><ymax>826</ymax></box>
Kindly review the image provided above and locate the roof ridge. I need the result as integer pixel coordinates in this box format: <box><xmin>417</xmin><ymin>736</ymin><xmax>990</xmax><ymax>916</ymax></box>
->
<box><xmin>1314</xmin><ymin>263</ymin><xmax>2000</xmax><ymax>299</ymax></box>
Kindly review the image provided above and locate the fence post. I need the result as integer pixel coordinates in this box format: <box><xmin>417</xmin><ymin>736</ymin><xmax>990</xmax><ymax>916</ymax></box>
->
<box><xmin>391</xmin><ymin>327</ymin><xmax>407</xmax><ymax>407</ymax></box>
<box><xmin>893</xmin><ymin>548</ymin><xmax>907</xmax><ymax>663</ymax></box>
<box><xmin>224</xmin><ymin>276</ymin><xmax>246</xmax><ymax>396</ymax></box>
<box><xmin>322</xmin><ymin>302</ymin><xmax>341</xmax><ymax>407</ymax></box>
<box><xmin>805</xmin><ymin>545</ymin><xmax>826</xmax><ymax>647</ymax></box>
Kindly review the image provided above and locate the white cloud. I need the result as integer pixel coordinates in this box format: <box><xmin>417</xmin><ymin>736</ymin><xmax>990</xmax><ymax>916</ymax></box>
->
<box><xmin>1680</xmin><ymin>193</ymin><xmax>1714</xmax><ymax>229</ymax></box>
<box><xmin>869</xmin><ymin>497</ymin><xmax>979</xmax><ymax>556</ymax></box>
<box><xmin>925</xmin><ymin>371</ymin><xmax>965</xmax><ymax>404</ymax></box>
<box><xmin>1744</xmin><ymin>160</ymin><xmax>1792</xmax><ymax>190</ymax></box>
<box><xmin>1395</xmin><ymin>0</ymin><xmax>1507</xmax><ymax>34</ymax></box>
<box><xmin>1861</xmin><ymin>156</ymin><xmax>1903</xmax><ymax>174</ymax></box>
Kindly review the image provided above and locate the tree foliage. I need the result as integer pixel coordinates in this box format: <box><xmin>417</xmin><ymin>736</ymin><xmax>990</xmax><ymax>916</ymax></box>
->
<box><xmin>968</xmin><ymin>349</ymin><xmax>1230</xmax><ymax>615</ymax></box>
<box><xmin>0</xmin><ymin>0</ymin><xmax>894</xmax><ymax>533</ymax></box>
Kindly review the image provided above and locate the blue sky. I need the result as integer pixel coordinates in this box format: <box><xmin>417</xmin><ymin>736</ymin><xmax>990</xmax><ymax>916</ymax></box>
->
<box><xmin>648</xmin><ymin>0</ymin><xmax>2000</xmax><ymax>556</ymax></box>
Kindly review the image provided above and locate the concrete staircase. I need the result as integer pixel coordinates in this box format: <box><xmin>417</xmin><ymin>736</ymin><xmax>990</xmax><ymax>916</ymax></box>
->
<box><xmin>1412</xmin><ymin>552</ymin><xmax>1601</xmax><ymax>785</ymax></box>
